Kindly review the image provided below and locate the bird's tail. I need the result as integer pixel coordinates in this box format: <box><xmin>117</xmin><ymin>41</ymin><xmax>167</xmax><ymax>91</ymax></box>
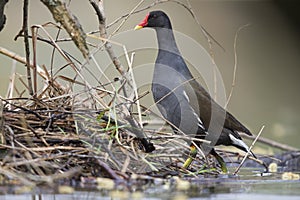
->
<box><xmin>229</xmin><ymin>133</ymin><xmax>256</xmax><ymax>158</ymax></box>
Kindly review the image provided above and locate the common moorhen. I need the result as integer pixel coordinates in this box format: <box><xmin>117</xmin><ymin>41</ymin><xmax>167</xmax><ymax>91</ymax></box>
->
<box><xmin>135</xmin><ymin>10</ymin><xmax>255</xmax><ymax>172</ymax></box>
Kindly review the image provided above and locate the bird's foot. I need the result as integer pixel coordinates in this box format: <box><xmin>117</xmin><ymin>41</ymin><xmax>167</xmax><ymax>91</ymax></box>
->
<box><xmin>211</xmin><ymin>150</ymin><xmax>228</xmax><ymax>173</ymax></box>
<box><xmin>219</xmin><ymin>162</ymin><xmax>228</xmax><ymax>174</ymax></box>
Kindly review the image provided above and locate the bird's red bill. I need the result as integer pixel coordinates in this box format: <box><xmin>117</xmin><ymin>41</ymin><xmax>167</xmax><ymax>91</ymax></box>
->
<box><xmin>134</xmin><ymin>13</ymin><xmax>149</xmax><ymax>30</ymax></box>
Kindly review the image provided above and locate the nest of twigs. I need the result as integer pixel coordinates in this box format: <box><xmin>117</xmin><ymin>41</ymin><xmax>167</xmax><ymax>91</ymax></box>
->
<box><xmin>0</xmin><ymin>72</ymin><xmax>219</xmax><ymax>186</ymax></box>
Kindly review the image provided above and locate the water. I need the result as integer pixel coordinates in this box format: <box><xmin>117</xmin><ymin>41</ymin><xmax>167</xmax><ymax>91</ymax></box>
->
<box><xmin>1</xmin><ymin>169</ymin><xmax>299</xmax><ymax>199</ymax></box>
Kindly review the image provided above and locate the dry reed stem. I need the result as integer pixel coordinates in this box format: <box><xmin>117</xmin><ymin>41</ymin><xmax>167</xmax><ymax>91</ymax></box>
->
<box><xmin>0</xmin><ymin>47</ymin><xmax>54</xmax><ymax>84</ymax></box>
<box><xmin>225</xmin><ymin>24</ymin><xmax>251</xmax><ymax>107</ymax></box>
<box><xmin>233</xmin><ymin>125</ymin><xmax>265</xmax><ymax>175</ymax></box>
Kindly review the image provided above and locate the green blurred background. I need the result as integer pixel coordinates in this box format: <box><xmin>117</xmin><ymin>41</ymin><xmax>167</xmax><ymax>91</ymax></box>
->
<box><xmin>0</xmin><ymin>0</ymin><xmax>299</xmax><ymax>149</ymax></box>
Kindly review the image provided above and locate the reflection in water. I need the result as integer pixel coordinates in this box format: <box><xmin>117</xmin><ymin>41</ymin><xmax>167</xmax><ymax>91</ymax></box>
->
<box><xmin>1</xmin><ymin>171</ymin><xmax>300</xmax><ymax>200</ymax></box>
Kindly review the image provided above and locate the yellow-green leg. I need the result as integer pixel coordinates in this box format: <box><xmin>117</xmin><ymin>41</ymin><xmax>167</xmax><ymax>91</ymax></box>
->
<box><xmin>183</xmin><ymin>145</ymin><xmax>198</xmax><ymax>169</ymax></box>
<box><xmin>183</xmin><ymin>146</ymin><xmax>228</xmax><ymax>173</ymax></box>
<box><xmin>211</xmin><ymin>149</ymin><xmax>228</xmax><ymax>173</ymax></box>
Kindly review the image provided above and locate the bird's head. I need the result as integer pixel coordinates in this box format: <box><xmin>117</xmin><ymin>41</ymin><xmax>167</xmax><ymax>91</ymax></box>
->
<box><xmin>134</xmin><ymin>10</ymin><xmax>172</xmax><ymax>30</ymax></box>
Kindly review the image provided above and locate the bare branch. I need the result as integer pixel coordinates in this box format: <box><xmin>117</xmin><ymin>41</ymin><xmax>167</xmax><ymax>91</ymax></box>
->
<box><xmin>40</xmin><ymin>0</ymin><xmax>89</xmax><ymax>59</ymax></box>
<box><xmin>89</xmin><ymin>0</ymin><xmax>127</xmax><ymax>77</ymax></box>
<box><xmin>21</xmin><ymin>0</ymin><xmax>34</xmax><ymax>96</ymax></box>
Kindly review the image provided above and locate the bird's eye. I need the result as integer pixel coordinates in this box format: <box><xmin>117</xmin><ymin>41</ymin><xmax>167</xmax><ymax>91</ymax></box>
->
<box><xmin>153</xmin><ymin>14</ymin><xmax>157</xmax><ymax>18</ymax></box>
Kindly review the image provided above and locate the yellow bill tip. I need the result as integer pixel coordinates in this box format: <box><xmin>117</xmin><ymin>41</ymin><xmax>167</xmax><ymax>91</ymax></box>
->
<box><xmin>134</xmin><ymin>25</ymin><xmax>143</xmax><ymax>30</ymax></box>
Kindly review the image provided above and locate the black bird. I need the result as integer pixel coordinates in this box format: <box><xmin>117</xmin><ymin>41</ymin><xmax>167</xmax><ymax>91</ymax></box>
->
<box><xmin>135</xmin><ymin>10</ymin><xmax>255</xmax><ymax>172</ymax></box>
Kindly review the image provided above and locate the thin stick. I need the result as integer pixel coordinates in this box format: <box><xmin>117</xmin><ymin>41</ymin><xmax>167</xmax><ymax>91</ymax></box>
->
<box><xmin>242</xmin><ymin>133</ymin><xmax>299</xmax><ymax>152</ymax></box>
<box><xmin>110</xmin><ymin>0</ymin><xmax>145</xmax><ymax>36</ymax></box>
<box><xmin>233</xmin><ymin>125</ymin><xmax>265</xmax><ymax>175</ymax></box>
<box><xmin>95</xmin><ymin>158</ymin><xmax>123</xmax><ymax>181</ymax></box>
<box><xmin>123</xmin><ymin>47</ymin><xmax>143</xmax><ymax>128</ymax></box>
<box><xmin>185</xmin><ymin>0</ymin><xmax>223</xmax><ymax>100</ymax></box>
<box><xmin>226</xmin><ymin>24</ymin><xmax>250</xmax><ymax>107</ymax></box>
<box><xmin>31</xmin><ymin>26</ymin><xmax>38</xmax><ymax>97</ymax></box>
<box><xmin>21</xmin><ymin>0</ymin><xmax>33</xmax><ymax>95</ymax></box>
<box><xmin>0</xmin><ymin>46</ymin><xmax>61</xmax><ymax>88</ymax></box>
<box><xmin>6</xmin><ymin>60</ymin><xmax>16</xmax><ymax>110</ymax></box>
<box><xmin>89</xmin><ymin>0</ymin><xmax>126</xmax><ymax>77</ymax></box>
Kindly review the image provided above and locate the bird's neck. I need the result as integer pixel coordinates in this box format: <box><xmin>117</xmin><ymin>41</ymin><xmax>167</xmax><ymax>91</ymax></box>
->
<box><xmin>154</xmin><ymin>27</ymin><xmax>180</xmax><ymax>55</ymax></box>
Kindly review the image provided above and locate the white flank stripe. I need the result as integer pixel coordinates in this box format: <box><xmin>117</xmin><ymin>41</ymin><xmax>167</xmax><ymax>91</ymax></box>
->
<box><xmin>192</xmin><ymin>108</ymin><xmax>205</xmax><ymax>130</ymax></box>
<box><xmin>183</xmin><ymin>90</ymin><xmax>206</xmax><ymax>132</ymax></box>
<box><xmin>183</xmin><ymin>91</ymin><xmax>189</xmax><ymax>102</ymax></box>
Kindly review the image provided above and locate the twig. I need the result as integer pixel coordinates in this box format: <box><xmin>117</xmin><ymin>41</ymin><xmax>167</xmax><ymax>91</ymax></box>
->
<box><xmin>0</xmin><ymin>144</ymin><xmax>87</xmax><ymax>152</ymax></box>
<box><xmin>89</xmin><ymin>0</ymin><xmax>126</xmax><ymax>77</ymax></box>
<box><xmin>95</xmin><ymin>158</ymin><xmax>123</xmax><ymax>181</ymax></box>
<box><xmin>226</xmin><ymin>24</ymin><xmax>250</xmax><ymax>107</ymax></box>
<box><xmin>242</xmin><ymin>133</ymin><xmax>299</xmax><ymax>152</ymax></box>
<box><xmin>5</xmin><ymin>60</ymin><xmax>16</xmax><ymax>105</ymax></box>
<box><xmin>31</xmin><ymin>26</ymin><xmax>38</xmax><ymax>97</ymax></box>
<box><xmin>185</xmin><ymin>0</ymin><xmax>218</xmax><ymax>99</ymax></box>
<box><xmin>110</xmin><ymin>0</ymin><xmax>145</xmax><ymax>36</ymax></box>
<box><xmin>0</xmin><ymin>46</ymin><xmax>60</xmax><ymax>88</ymax></box>
<box><xmin>20</xmin><ymin>0</ymin><xmax>33</xmax><ymax>96</ymax></box>
<box><xmin>233</xmin><ymin>125</ymin><xmax>265</xmax><ymax>175</ymax></box>
<box><xmin>123</xmin><ymin>47</ymin><xmax>143</xmax><ymax>128</ymax></box>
